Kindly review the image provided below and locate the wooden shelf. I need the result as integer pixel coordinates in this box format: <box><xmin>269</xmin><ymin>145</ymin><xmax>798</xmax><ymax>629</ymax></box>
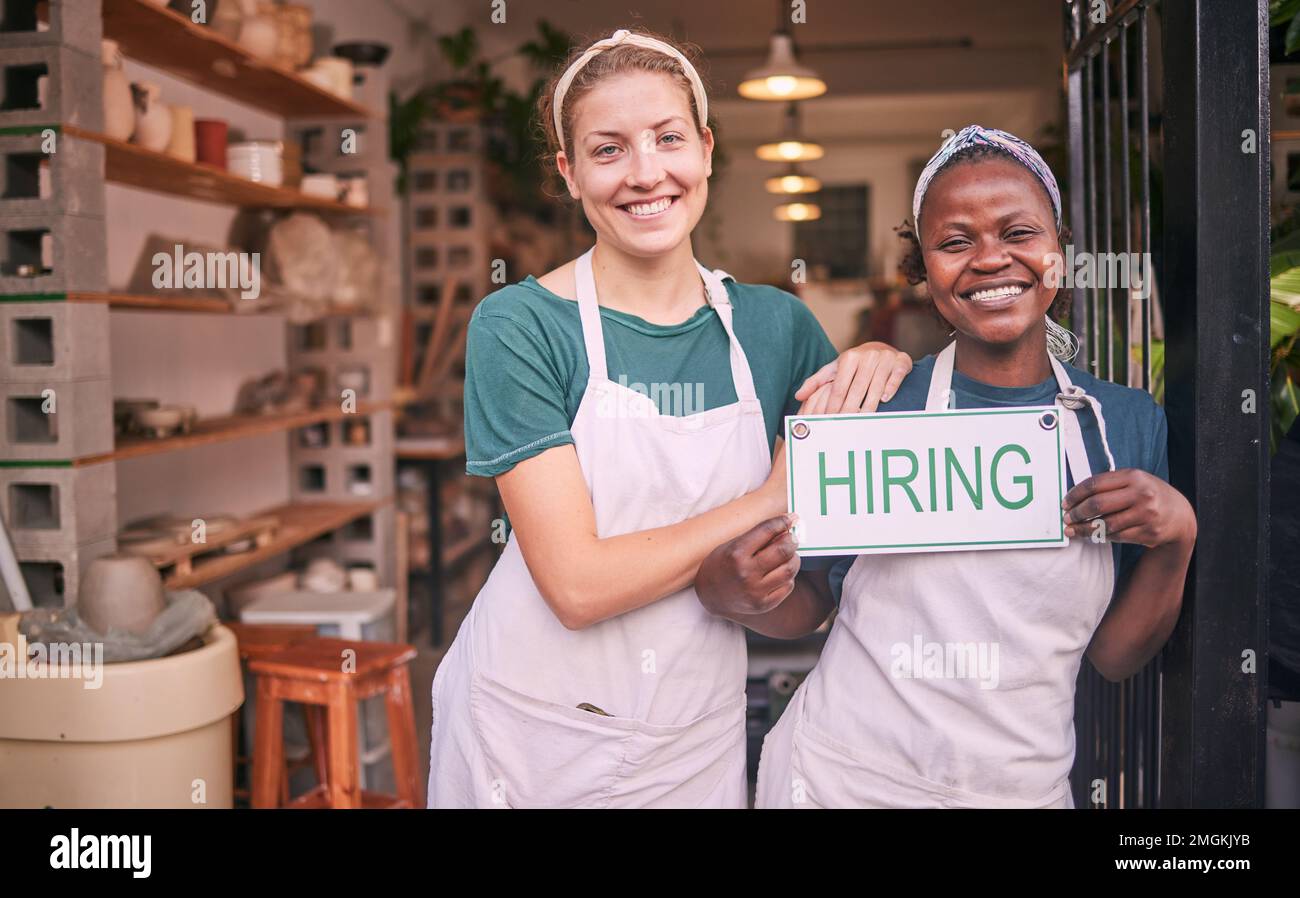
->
<box><xmin>164</xmin><ymin>498</ymin><xmax>390</xmax><ymax>589</ymax></box>
<box><xmin>66</xmin><ymin>291</ymin><xmax>377</xmax><ymax>318</ymax></box>
<box><xmin>65</xmin><ymin>126</ymin><xmax>373</xmax><ymax>213</ymax></box>
<box><xmin>77</xmin><ymin>399</ymin><xmax>398</xmax><ymax>466</ymax></box>
<box><xmin>101</xmin><ymin>0</ymin><xmax>372</xmax><ymax>119</ymax></box>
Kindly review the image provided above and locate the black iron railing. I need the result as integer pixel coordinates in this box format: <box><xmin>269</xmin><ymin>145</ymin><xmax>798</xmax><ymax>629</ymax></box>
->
<box><xmin>1063</xmin><ymin>0</ymin><xmax>1270</xmax><ymax>809</ymax></box>
<box><xmin>1065</xmin><ymin>0</ymin><xmax>1163</xmax><ymax>810</ymax></box>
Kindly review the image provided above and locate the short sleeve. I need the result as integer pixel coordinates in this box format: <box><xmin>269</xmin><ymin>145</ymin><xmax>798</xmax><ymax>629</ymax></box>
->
<box><xmin>783</xmin><ymin>297</ymin><xmax>839</xmax><ymax>419</ymax></box>
<box><xmin>463</xmin><ymin>311</ymin><xmax>575</xmax><ymax>477</ymax></box>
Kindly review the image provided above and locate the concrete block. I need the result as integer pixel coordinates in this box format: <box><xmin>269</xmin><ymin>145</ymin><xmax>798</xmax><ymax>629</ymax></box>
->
<box><xmin>290</xmin><ymin>504</ymin><xmax>395</xmax><ymax>587</ymax></box>
<box><xmin>11</xmin><ymin>533</ymin><xmax>116</xmax><ymax>609</ymax></box>
<box><xmin>290</xmin><ymin>119</ymin><xmax>382</xmax><ymax>170</ymax></box>
<box><xmin>287</xmin><ymin>448</ymin><xmax>393</xmax><ymax>504</ymax></box>
<box><xmin>3</xmin><ymin>462</ymin><xmax>117</xmax><ymax>550</ymax></box>
<box><xmin>0</xmin><ymin>43</ymin><xmax>102</xmax><ymax>132</ymax></box>
<box><xmin>0</xmin><ymin>300</ymin><xmax>110</xmax><ymax>381</ymax></box>
<box><xmin>0</xmin><ymin>0</ymin><xmax>103</xmax><ymax>56</ymax></box>
<box><xmin>1</xmin><ymin>376</ymin><xmax>113</xmax><ymax>460</ymax></box>
<box><xmin>0</xmin><ymin>129</ymin><xmax>105</xmax><ymax>218</ymax></box>
<box><xmin>0</xmin><ymin>211</ymin><xmax>107</xmax><ymax>296</ymax></box>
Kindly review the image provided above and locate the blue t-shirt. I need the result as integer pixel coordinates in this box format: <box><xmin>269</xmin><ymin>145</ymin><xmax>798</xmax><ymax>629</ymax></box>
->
<box><xmin>812</xmin><ymin>353</ymin><xmax>1170</xmax><ymax>601</ymax></box>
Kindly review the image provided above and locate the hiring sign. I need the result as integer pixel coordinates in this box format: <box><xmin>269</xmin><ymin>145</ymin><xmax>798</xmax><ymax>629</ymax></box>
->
<box><xmin>785</xmin><ymin>407</ymin><xmax>1069</xmax><ymax>556</ymax></box>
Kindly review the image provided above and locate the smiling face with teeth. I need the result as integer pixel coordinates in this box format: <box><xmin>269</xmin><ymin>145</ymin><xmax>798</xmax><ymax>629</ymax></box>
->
<box><xmin>556</xmin><ymin>71</ymin><xmax>713</xmax><ymax>261</ymax></box>
<box><xmin>917</xmin><ymin>156</ymin><xmax>1062</xmax><ymax>361</ymax></box>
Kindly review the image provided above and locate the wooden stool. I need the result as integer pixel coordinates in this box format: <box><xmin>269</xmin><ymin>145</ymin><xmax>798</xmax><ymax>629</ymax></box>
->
<box><xmin>248</xmin><ymin>637</ymin><xmax>420</xmax><ymax>809</ymax></box>
<box><xmin>225</xmin><ymin>622</ymin><xmax>329</xmax><ymax>806</ymax></box>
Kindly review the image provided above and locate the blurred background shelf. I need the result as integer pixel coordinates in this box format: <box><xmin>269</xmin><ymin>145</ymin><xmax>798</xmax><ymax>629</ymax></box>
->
<box><xmin>77</xmin><ymin>399</ymin><xmax>399</xmax><ymax>466</ymax></box>
<box><xmin>65</xmin><ymin>291</ymin><xmax>380</xmax><ymax>317</ymax></box>
<box><xmin>66</xmin><ymin>126</ymin><xmax>374</xmax><ymax>213</ymax></box>
<box><xmin>101</xmin><ymin>0</ymin><xmax>372</xmax><ymax>118</ymax></box>
<box><xmin>164</xmin><ymin>498</ymin><xmax>391</xmax><ymax>589</ymax></box>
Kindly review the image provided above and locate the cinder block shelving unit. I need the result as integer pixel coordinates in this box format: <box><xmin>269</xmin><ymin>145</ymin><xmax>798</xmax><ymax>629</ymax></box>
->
<box><xmin>0</xmin><ymin>0</ymin><xmax>401</xmax><ymax>611</ymax></box>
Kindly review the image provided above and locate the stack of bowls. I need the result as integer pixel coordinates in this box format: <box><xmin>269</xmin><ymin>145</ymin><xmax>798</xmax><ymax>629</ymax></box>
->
<box><xmin>227</xmin><ymin>140</ymin><xmax>283</xmax><ymax>186</ymax></box>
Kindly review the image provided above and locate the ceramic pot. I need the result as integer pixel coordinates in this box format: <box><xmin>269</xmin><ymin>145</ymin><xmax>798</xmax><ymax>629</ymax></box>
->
<box><xmin>236</xmin><ymin>0</ymin><xmax>278</xmax><ymax>60</ymax></box>
<box><xmin>135</xmin><ymin>405</ymin><xmax>184</xmax><ymax>438</ymax></box>
<box><xmin>131</xmin><ymin>82</ymin><xmax>172</xmax><ymax>152</ymax></box>
<box><xmin>209</xmin><ymin>0</ymin><xmax>243</xmax><ymax>40</ymax></box>
<box><xmin>314</xmin><ymin>56</ymin><xmax>353</xmax><ymax>98</ymax></box>
<box><xmin>301</xmin><ymin>558</ymin><xmax>346</xmax><ymax>593</ymax></box>
<box><xmin>299</xmin><ymin>173</ymin><xmax>338</xmax><ymax>199</ymax></box>
<box><xmin>78</xmin><ymin>555</ymin><xmax>168</xmax><ymax>636</ymax></box>
<box><xmin>166</xmin><ymin>104</ymin><xmax>196</xmax><ymax>163</ymax></box>
<box><xmin>101</xmin><ymin>39</ymin><xmax>134</xmax><ymax>141</ymax></box>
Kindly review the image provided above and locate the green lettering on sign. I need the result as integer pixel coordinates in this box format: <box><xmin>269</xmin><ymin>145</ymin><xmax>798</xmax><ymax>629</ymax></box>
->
<box><xmin>944</xmin><ymin>447</ymin><xmax>983</xmax><ymax>511</ymax></box>
<box><xmin>819</xmin><ymin>451</ymin><xmax>856</xmax><ymax>515</ymax></box>
<box><xmin>990</xmin><ymin>443</ymin><xmax>1033</xmax><ymax>510</ymax></box>
<box><xmin>881</xmin><ymin>449</ymin><xmax>922</xmax><ymax>513</ymax></box>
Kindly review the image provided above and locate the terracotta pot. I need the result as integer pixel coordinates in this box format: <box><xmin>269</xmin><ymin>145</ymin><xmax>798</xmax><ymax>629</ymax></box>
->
<box><xmin>194</xmin><ymin>118</ymin><xmax>228</xmax><ymax>169</ymax></box>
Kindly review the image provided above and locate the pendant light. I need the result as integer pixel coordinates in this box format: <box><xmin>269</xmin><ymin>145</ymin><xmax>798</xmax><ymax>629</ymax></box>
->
<box><xmin>737</xmin><ymin>4</ymin><xmax>827</xmax><ymax>102</ymax></box>
<box><xmin>765</xmin><ymin>164</ymin><xmax>822</xmax><ymax>194</ymax></box>
<box><xmin>756</xmin><ymin>102</ymin><xmax>824</xmax><ymax>162</ymax></box>
<box><xmin>773</xmin><ymin>202</ymin><xmax>822</xmax><ymax>221</ymax></box>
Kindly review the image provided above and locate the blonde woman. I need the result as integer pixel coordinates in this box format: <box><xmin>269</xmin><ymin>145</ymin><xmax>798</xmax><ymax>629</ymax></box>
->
<box><xmin>426</xmin><ymin>28</ymin><xmax>910</xmax><ymax>808</ymax></box>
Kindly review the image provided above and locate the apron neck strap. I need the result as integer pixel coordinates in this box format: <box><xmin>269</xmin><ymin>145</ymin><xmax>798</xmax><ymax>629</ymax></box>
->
<box><xmin>924</xmin><ymin>342</ymin><xmax>957</xmax><ymax>411</ymax></box>
<box><xmin>575</xmin><ymin>248</ymin><xmax>609</xmax><ymax>381</ymax></box>
<box><xmin>926</xmin><ymin>341</ymin><xmax>1116</xmax><ymax>482</ymax></box>
<box><xmin>573</xmin><ymin>248</ymin><xmax>758</xmax><ymax>402</ymax></box>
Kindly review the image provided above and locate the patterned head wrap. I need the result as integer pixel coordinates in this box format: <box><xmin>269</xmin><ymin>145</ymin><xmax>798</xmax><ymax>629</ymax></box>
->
<box><xmin>912</xmin><ymin>125</ymin><xmax>1061</xmax><ymax>230</ymax></box>
<box><xmin>553</xmin><ymin>29</ymin><xmax>708</xmax><ymax>153</ymax></box>
<box><xmin>911</xmin><ymin>125</ymin><xmax>1078</xmax><ymax>362</ymax></box>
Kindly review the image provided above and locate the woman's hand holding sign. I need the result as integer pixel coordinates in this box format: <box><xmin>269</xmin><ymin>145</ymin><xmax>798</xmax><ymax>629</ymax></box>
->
<box><xmin>1063</xmin><ymin>469</ymin><xmax>1196</xmax><ymax>548</ymax></box>
<box><xmin>696</xmin><ymin>383</ymin><xmax>841</xmax><ymax>638</ymax></box>
<box><xmin>1067</xmin><ymin>469</ymin><xmax>1196</xmax><ymax>682</ymax></box>
<box><xmin>697</xmin><ymin>513</ymin><xmax>801</xmax><ymax>617</ymax></box>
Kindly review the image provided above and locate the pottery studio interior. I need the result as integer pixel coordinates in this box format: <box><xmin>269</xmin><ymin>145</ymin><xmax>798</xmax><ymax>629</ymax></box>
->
<box><xmin>0</xmin><ymin>0</ymin><xmax>1181</xmax><ymax>811</ymax></box>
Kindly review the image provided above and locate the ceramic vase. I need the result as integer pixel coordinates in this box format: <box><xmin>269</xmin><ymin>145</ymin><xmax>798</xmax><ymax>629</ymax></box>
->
<box><xmin>131</xmin><ymin>82</ymin><xmax>172</xmax><ymax>152</ymax></box>
<box><xmin>101</xmin><ymin>39</ymin><xmax>134</xmax><ymax>141</ymax></box>
<box><xmin>236</xmin><ymin>0</ymin><xmax>278</xmax><ymax>60</ymax></box>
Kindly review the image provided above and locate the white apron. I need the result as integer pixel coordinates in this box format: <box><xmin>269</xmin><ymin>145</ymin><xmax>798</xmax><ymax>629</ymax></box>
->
<box><xmin>428</xmin><ymin>248</ymin><xmax>771</xmax><ymax>808</ymax></box>
<box><xmin>756</xmin><ymin>342</ymin><xmax>1116</xmax><ymax>809</ymax></box>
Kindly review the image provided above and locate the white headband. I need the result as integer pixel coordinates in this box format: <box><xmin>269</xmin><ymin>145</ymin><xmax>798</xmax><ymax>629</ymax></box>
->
<box><xmin>552</xmin><ymin>28</ymin><xmax>708</xmax><ymax>153</ymax></box>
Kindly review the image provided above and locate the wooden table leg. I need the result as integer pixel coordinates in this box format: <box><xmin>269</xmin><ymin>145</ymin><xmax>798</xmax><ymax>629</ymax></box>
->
<box><xmin>325</xmin><ymin>680</ymin><xmax>360</xmax><ymax>809</ymax></box>
<box><xmin>384</xmin><ymin>666</ymin><xmax>420</xmax><ymax>807</ymax></box>
<box><xmin>251</xmin><ymin>677</ymin><xmax>284</xmax><ymax>809</ymax></box>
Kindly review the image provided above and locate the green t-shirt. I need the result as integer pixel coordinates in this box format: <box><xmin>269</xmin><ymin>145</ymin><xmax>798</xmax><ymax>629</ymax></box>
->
<box><xmin>464</xmin><ymin>274</ymin><xmax>837</xmax><ymax>477</ymax></box>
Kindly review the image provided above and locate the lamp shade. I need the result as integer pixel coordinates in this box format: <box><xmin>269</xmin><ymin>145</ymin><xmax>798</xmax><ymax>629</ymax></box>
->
<box><xmin>738</xmin><ymin>34</ymin><xmax>827</xmax><ymax>101</ymax></box>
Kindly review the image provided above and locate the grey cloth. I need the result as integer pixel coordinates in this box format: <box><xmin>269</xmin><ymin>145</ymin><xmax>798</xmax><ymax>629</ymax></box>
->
<box><xmin>18</xmin><ymin>590</ymin><xmax>216</xmax><ymax>663</ymax></box>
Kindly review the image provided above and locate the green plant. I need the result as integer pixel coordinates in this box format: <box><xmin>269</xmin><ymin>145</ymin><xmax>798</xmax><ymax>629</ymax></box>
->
<box><xmin>390</xmin><ymin>21</ymin><xmax>569</xmax><ymax>205</ymax></box>
<box><xmin>1270</xmin><ymin>252</ymin><xmax>1300</xmax><ymax>449</ymax></box>
<box><xmin>1273</xmin><ymin>0</ymin><xmax>1300</xmax><ymax>55</ymax></box>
